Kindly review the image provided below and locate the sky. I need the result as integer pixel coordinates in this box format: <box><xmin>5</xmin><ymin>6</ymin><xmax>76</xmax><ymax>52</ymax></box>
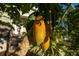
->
<box><xmin>72</xmin><ymin>3</ymin><xmax>78</xmax><ymax>8</ymax></box>
<box><xmin>62</xmin><ymin>3</ymin><xmax>78</xmax><ymax>10</ymax></box>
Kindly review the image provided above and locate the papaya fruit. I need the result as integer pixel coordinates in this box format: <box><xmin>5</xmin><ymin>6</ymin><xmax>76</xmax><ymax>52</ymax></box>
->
<box><xmin>41</xmin><ymin>36</ymin><xmax>50</xmax><ymax>51</ymax></box>
<box><xmin>33</xmin><ymin>15</ymin><xmax>46</xmax><ymax>45</ymax></box>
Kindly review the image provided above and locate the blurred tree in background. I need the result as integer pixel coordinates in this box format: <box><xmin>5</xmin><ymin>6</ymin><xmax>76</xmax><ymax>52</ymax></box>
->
<box><xmin>0</xmin><ymin>3</ymin><xmax>79</xmax><ymax>56</ymax></box>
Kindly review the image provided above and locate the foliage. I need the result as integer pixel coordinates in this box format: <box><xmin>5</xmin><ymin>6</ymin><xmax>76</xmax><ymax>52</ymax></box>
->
<box><xmin>0</xmin><ymin>3</ymin><xmax>79</xmax><ymax>56</ymax></box>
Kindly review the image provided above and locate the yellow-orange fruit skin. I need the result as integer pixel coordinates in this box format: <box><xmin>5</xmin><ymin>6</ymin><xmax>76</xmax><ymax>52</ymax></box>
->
<box><xmin>34</xmin><ymin>16</ymin><xmax>46</xmax><ymax>45</ymax></box>
<box><xmin>41</xmin><ymin>36</ymin><xmax>50</xmax><ymax>51</ymax></box>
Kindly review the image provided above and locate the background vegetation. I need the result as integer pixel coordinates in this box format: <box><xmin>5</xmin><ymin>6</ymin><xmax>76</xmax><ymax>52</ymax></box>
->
<box><xmin>0</xmin><ymin>3</ymin><xmax>79</xmax><ymax>56</ymax></box>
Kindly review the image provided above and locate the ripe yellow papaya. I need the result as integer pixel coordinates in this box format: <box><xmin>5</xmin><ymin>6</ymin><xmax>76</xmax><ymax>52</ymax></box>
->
<box><xmin>33</xmin><ymin>15</ymin><xmax>46</xmax><ymax>45</ymax></box>
<box><xmin>41</xmin><ymin>36</ymin><xmax>50</xmax><ymax>51</ymax></box>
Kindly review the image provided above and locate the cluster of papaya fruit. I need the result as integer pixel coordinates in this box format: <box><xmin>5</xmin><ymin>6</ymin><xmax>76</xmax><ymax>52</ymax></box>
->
<box><xmin>33</xmin><ymin>15</ymin><xmax>50</xmax><ymax>51</ymax></box>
